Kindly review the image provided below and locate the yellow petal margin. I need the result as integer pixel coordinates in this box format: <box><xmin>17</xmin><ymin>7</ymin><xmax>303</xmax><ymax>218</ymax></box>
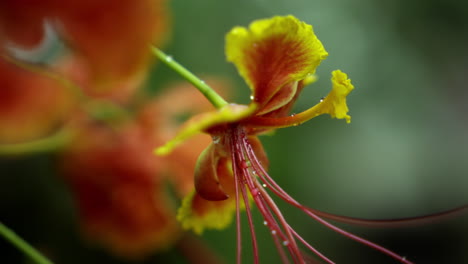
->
<box><xmin>225</xmin><ymin>15</ymin><xmax>328</xmax><ymax>105</ymax></box>
<box><xmin>320</xmin><ymin>70</ymin><xmax>354</xmax><ymax>123</ymax></box>
<box><xmin>177</xmin><ymin>190</ymin><xmax>237</xmax><ymax>234</ymax></box>
<box><xmin>155</xmin><ymin>103</ymin><xmax>257</xmax><ymax>155</ymax></box>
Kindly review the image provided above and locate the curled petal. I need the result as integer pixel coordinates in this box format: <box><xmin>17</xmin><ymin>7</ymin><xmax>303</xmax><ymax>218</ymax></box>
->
<box><xmin>322</xmin><ymin>70</ymin><xmax>354</xmax><ymax>123</ymax></box>
<box><xmin>243</xmin><ymin>70</ymin><xmax>354</xmax><ymax>128</ymax></box>
<box><xmin>155</xmin><ymin>103</ymin><xmax>257</xmax><ymax>155</ymax></box>
<box><xmin>194</xmin><ymin>144</ymin><xmax>229</xmax><ymax>201</ymax></box>
<box><xmin>225</xmin><ymin>15</ymin><xmax>328</xmax><ymax>112</ymax></box>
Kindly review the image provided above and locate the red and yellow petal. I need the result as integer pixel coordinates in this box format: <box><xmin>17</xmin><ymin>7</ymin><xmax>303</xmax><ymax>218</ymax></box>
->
<box><xmin>244</xmin><ymin>70</ymin><xmax>354</xmax><ymax>128</ymax></box>
<box><xmin>225</xmin><ymin>15</ymin><xmax>328</xmax><ymax>113</ymax></box>
<box><xmin>155</xmin><ymin>103</ymin><xmax>257</xmax><ymax>155</ymax></box>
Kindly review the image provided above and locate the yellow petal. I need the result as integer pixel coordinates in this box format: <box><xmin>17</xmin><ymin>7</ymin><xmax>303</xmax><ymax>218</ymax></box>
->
<box><xmin>155</xmin><ymin>103</ymin><xmax>257</xmax><ymax>155</ymax></box>
<box><xmin>225</xmin><ymin>15</ymin><xmax>328</xmax><ymax>111</ymax></box>
<box><xmin>177</xmin><ymin>190</ymin><xmax>238</xmax><ymax>235</ymax></box>
<box><xmin>321</xmin><ymin>70</ymin><xmax>354</xmax><ymax>123</ymax></box>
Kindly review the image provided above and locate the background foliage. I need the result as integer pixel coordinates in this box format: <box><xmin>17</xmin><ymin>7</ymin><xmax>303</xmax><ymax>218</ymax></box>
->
<box><xmin>2</xmin><ymin>0</ymin><xmax>468</xmax><ymax>263</ymax></box>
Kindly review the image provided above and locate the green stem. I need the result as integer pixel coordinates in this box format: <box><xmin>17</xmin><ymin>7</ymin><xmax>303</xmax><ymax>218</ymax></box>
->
<box><xmin>0</xmin><ymin>222</ymin><xmax>54</xmax><ymax>264</ymax></box>
<box><xmin>0</xmin><ymin>128</ymin><xmax>72</xmax><ymax>156</ymax></box>
<box><xmin>150</xmin><ymin>46</ymin><xmax>228</xmax><ymax>109</ymax></box>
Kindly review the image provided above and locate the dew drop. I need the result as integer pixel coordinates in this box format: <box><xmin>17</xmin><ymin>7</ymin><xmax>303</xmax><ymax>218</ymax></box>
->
<box><xmin>252</xmin><ymin>188</ymin><xmax>261</xmax><ymax>197</ymax></box>
<box><xmin>241</xmin><ymin>160</ymin><xmax>248</xmax><ymax>169</ymax></box>
<box><xmin>250</xmin><ymin>95</ymin><xmax>255</xmax><ymax>100</ymax></box>
<box><xmin>263</xmin><ymin>221</ymin><xmax>268</xmax><ymax>226</ymax></box>
<box><xmin>282</xmin><ymin>240</ymin><xmax>289</xmax><ymax>246</ymax></box>
<box><xmin>271</xmin><ymin>230</ymin><xmax>277</xmax><ymax>235</ymax></box>
<box><xmin>319</xmin><ymin>97</ymin><xmax>325</xmax><ymax>102</ymax></box>
<box><xmin>166</xmin><ymin>55</ymin><xmax>173</xmax><ymax>62</ymax></box>
<box><xmin>200</xmin><ymin>80</ymin><xmax>206</xmax><ymax>84</ymax></box>
<box><xmin>262</xmin><ymin>184</ymin><xmax>267</xmax><ymax>188</ymax></box>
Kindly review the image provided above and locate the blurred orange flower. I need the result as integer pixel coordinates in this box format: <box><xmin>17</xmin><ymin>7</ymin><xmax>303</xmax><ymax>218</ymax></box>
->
<box><xmin>0</xmin><ymin>58</ymin><xmax>74</xmax><ymax>143</ymax></box>
<box><xmin>0</xmin><ymin>0</ymin><xmax>169</xmax><ymax>143</ymax></box>
<box><xmin>0</xmin><ymin>0</ymin><xmax>169</xmax><ymax>93</ymax></box>
<box><xmin>60</xmin><ymin>79</ymin><xmax>228</xmax><ymax>258</ymax></box>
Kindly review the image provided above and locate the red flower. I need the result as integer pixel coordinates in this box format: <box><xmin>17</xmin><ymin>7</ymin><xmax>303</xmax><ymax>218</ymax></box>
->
<box><xmin>0</xmin><ymin>58</ymin><xmax>73</xmax><ymax>143</ymax></box>
<box><xmin>157</xmin><ymin>16</ymin><xmax>412</xmax><ymax>264</ymax></box>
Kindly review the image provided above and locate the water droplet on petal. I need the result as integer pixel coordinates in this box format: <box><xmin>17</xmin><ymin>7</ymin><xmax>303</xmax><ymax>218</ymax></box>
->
<box><xmin>271</xmin><ymin>230</ymin><xmax>277</xmax><ymax>235</ymax></box>
<box><xmin>250</xmin><ymin>95</ymin><xmax>255</xmax><ymax>100</ymax></box>
<box><xmin>282</xmin><ymin>240</ymin><xmax>289</xmax><ymax>246</ymax></box>
<box><xmin>262</xmin><ymin>184</ymin><xmax>267</xmax><ymax>188</ymax></box>
<box><xmin>263</xmin><ymin>221</ymin><xmax>268</xmax><ymax>226</ymax></box>
<box><xmin>319</xmin><ymin>97</ymin><xmax>325</xmax><ymax>102</ymax></box>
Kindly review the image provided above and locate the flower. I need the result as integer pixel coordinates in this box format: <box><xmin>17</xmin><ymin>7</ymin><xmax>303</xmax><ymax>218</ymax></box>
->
<box><xmin>0</xmin><ymin>0</ymin><xmax>169</xmax><ymax>96</ymax></box>
<box><xmin>0</xmin><ymin>0</ymin><xmax>169</xmax><ymax>143</ymax></box>
<box><xmin>0</xmin><ymin>57</ymin><xmax>74</xmax><ymax>143</ymax></box>
<box><xmin>59</xmin><ymin>79</ymin><xmax>225</xmax><ymax>259</ymax></box>
<box><xmin>156</xmin><ymin>16</ymin><xmax>412</xmax><ymax>263</ymax></box>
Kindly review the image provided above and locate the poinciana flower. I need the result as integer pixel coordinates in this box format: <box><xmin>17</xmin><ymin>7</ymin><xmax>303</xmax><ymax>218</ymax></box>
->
<box><xmin>60</xmin><ymin>80</ymin><xmax>226</xmax><ymax>259</ymax></box>
<box><xmin>156</xmin><ymin>15</ymin><xmax>413</xmax><ymax>264</ymax></box>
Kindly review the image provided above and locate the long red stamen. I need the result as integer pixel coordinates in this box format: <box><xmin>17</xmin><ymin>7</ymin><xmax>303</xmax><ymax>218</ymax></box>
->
<box><xmin>241</xmin><ymin>136</ymin><xmax>414</xmax><ymax>264</ymax></box>
<box><xmin>238</xmin><ymin>162</ymin><xmax>260</xmax><ymax>263</ymax></box>
<box><xmin>230</xmin><ymin>133</ymin><xmax>243</xmax><ymax>264</ymax></box>
<box><xmin>231</xmin><ymin>127</ymin><xmax>308</xmax><ymax>263</ymax></box>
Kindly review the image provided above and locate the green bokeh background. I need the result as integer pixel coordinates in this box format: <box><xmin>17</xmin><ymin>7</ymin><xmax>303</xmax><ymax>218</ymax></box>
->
<box><xmin>2</xmin><ymin>0</ymin><xmax>468</xmax><ymax>263</ymax></box>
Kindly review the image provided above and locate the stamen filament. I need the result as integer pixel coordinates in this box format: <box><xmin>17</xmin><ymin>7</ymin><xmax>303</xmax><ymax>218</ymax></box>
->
<box><xmin>238</xmin><ymin>166</ymin><xmax>260</xmax><ymax>264</ymax></box>
<box><xmin>288</xmin><ymin>226</ymin><xmax>334</xmax><ymax>264</ymax></box>
<box><xmin>234</xmin><ymin>129</ymin><xmax>306</xmax><ymax>263</ymax></box>
<box><xmin>230</xmin><ymin>135</ymin><xmax>243</xmax><ymax>264</ymax></box>
<box><xmin>249</xmin><ymin>152</ymin><xmax>414</xmax><ymax>264</ymax></box>
<box><xmin>240</xmin><ymin>133</ymin><xmax>413</xmax><ymax>264</ymax></box>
